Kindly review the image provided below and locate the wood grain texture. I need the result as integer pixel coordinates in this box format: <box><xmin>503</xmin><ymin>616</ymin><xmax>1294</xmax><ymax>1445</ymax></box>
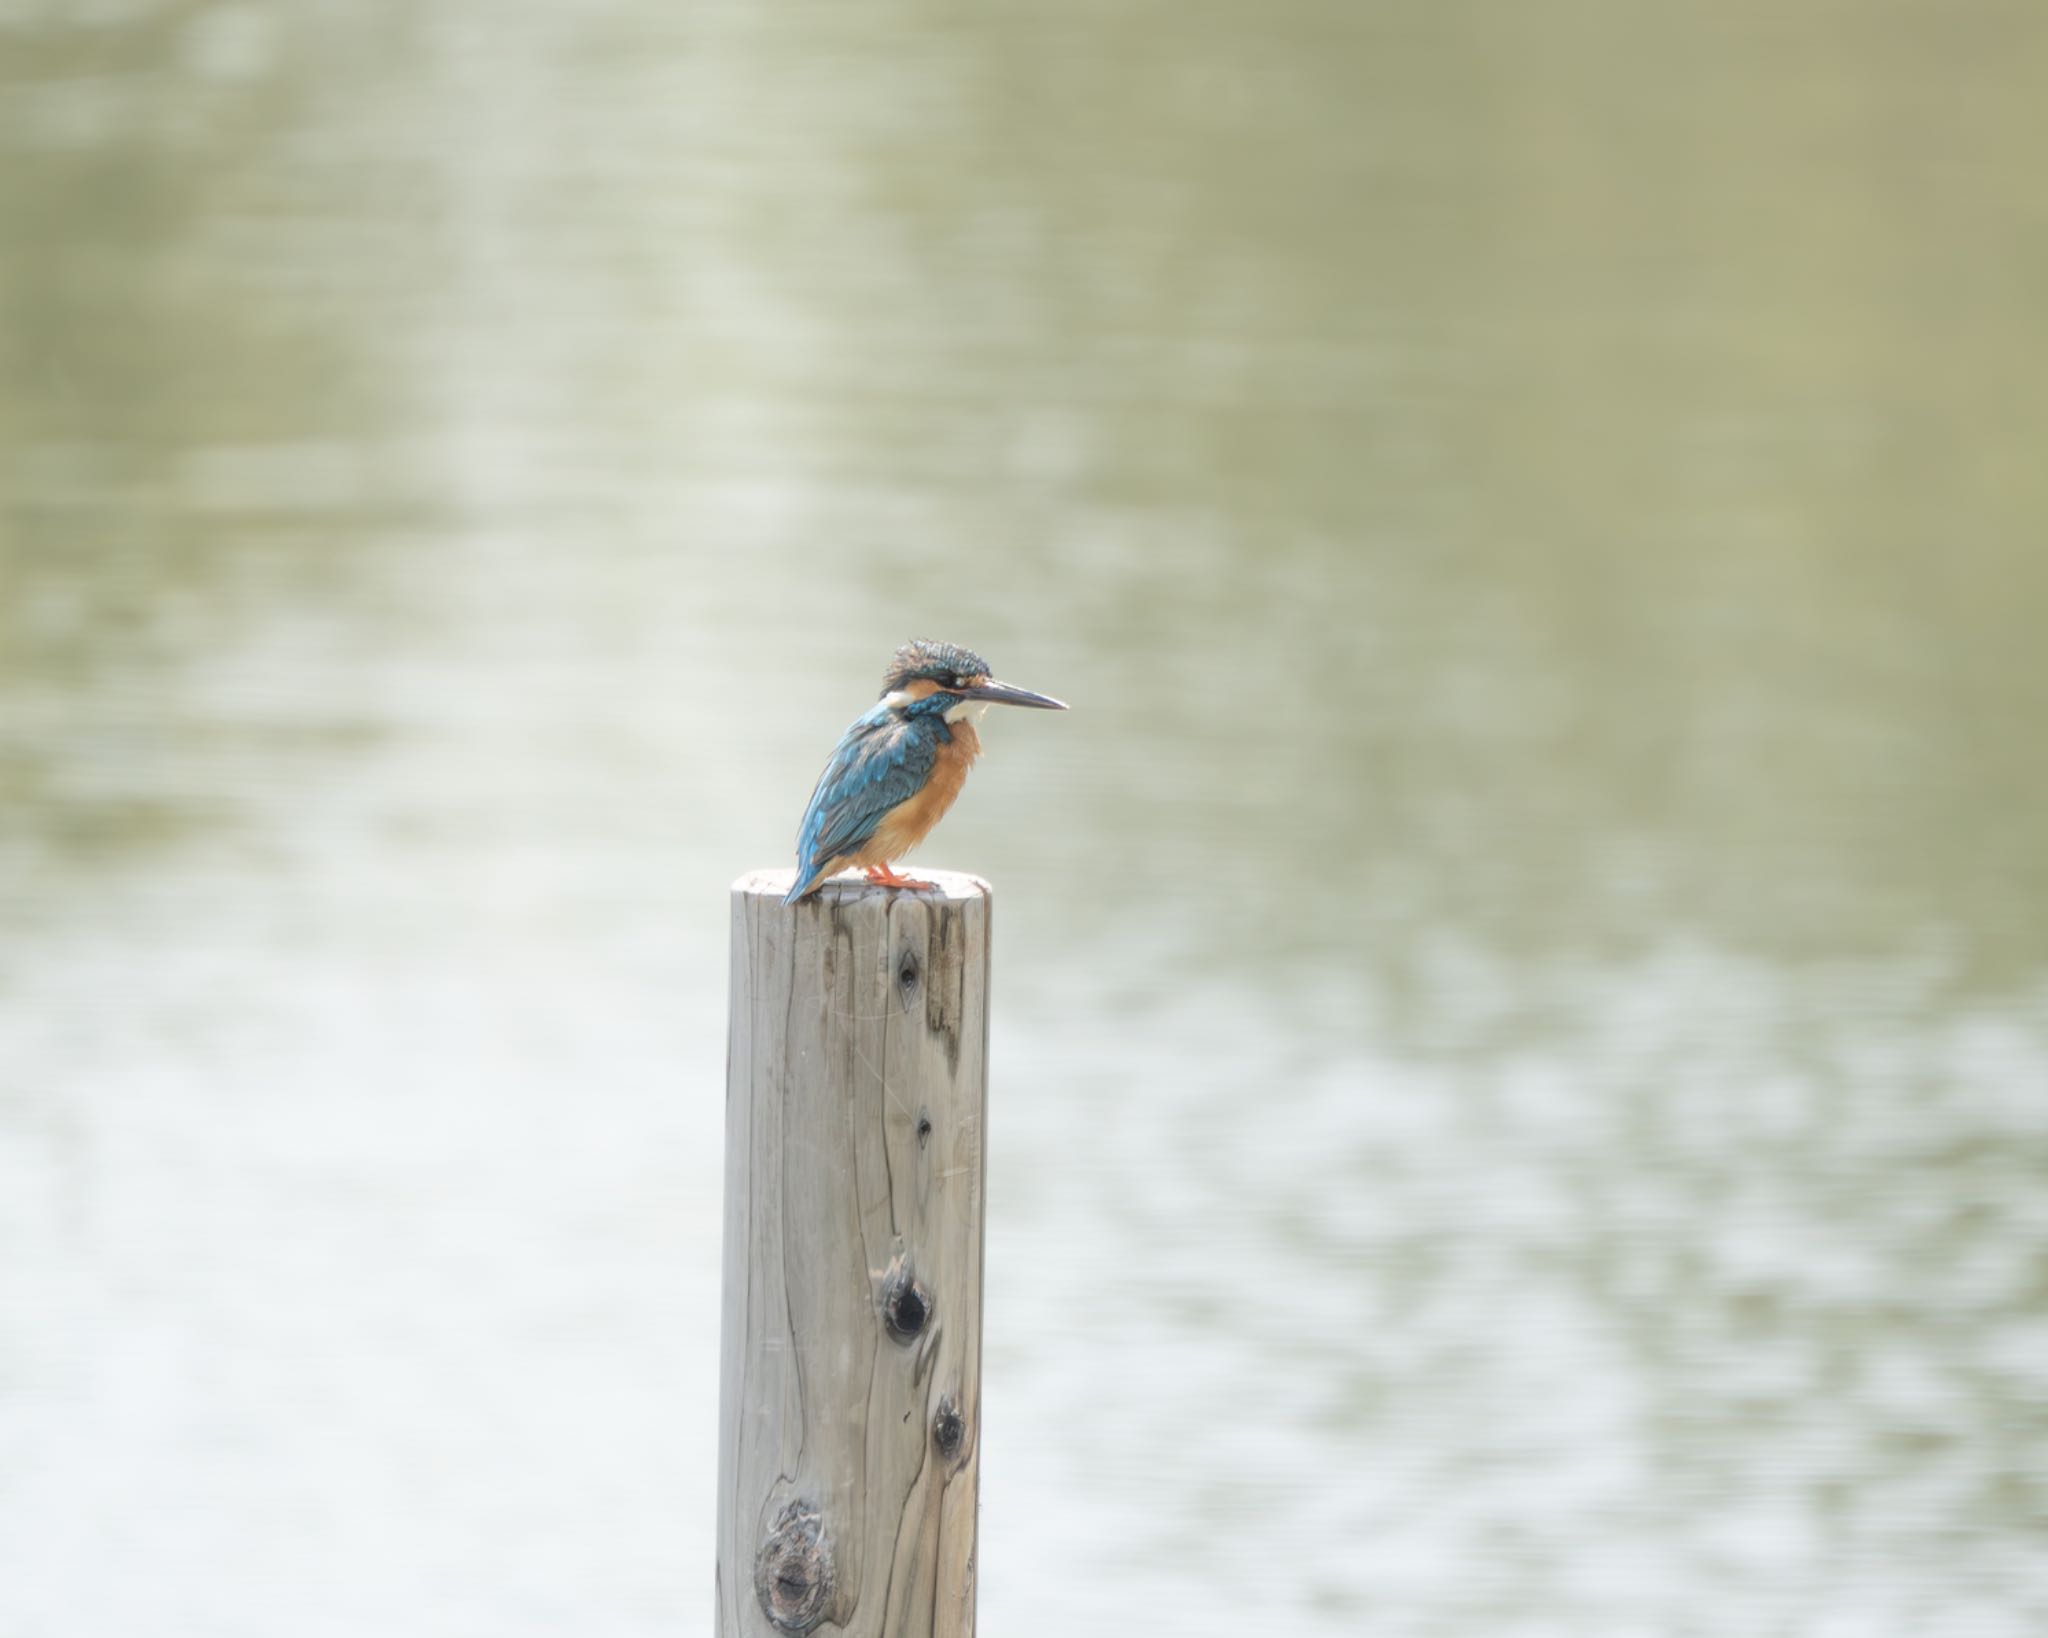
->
<box><xmin>718</xmin><ymin>869</ymin><xmax>991</xmax><ymax>1638</ymax></box>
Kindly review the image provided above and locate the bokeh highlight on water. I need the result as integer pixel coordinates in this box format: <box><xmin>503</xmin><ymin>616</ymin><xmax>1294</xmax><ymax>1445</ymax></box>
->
<box><xmin>3</xmin><ymin>4</ymin><xmax>2046</xmax><ymax>1634</ymax></box>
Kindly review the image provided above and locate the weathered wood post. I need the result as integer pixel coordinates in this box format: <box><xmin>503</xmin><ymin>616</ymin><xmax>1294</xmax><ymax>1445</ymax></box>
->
<box><xmin>717</xmin><ymin>869</ymin><xmax>991</xmax><ymax>1638</ymax></box>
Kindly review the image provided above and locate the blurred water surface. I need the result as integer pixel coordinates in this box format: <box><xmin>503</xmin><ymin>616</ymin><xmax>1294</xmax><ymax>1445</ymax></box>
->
<box><xmin>4</xmin><ymin>3</ymin><xmax>2047</xmax><ymax>1634</ymax></box>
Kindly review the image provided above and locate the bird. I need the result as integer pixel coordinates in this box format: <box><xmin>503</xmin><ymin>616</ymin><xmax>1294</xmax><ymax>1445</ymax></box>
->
<box><xmin>784</xmin><ymin>639</ymin><xmax>1067</xmax><ymax>904</ymax></box>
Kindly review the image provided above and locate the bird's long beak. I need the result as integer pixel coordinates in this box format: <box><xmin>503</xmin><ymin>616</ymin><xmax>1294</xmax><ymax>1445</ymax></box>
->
<box><xmin>969</xmin><ymin>677</ymin><xmax>1068</xmax><ymax>710</ymax></box>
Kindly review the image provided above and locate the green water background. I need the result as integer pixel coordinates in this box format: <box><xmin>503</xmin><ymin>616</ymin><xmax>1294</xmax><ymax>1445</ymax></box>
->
<box><xmin>3</xmin><ymin>4</ymin><xmax>2045</xmax><ymax>1633</ymax></box>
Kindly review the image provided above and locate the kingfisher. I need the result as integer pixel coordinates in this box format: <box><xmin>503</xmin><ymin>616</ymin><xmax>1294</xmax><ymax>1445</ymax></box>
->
<box><xmin>784</xmin><ymin>639</ymin><xmax>1067</xmax><ymax>903</ymax></box>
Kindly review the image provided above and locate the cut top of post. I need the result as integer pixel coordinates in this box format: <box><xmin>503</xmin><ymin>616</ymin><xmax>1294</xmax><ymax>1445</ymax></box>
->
<box><xmin>732</xmin><ymin>867</ymin><xmax>991</xmax><ymax>906</ymax></box>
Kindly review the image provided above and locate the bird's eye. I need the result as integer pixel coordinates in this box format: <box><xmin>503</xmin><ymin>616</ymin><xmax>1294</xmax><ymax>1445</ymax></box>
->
<box><xmin>948</xmin><ymin>674</ymin><xmax>967</xmax><ymax>689</ymax></box>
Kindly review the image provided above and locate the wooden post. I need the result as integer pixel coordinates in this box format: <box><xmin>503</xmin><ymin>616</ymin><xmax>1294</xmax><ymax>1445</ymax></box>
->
<box><xmin>717</xmin><ymin>870</ymin><xmax>992</xmax><ymax>1638</ymax></box>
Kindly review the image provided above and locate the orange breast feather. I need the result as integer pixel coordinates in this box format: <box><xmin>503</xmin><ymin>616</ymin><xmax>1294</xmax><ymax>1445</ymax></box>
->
<box><xmin>855</xmin><ymin>719</ymin><xmax>981</xmax><ymax>866</ymax></box>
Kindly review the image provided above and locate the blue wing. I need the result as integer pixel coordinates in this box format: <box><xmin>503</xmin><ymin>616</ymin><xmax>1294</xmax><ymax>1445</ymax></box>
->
<box><xmin>786</xmin><ymin>706</ymin><xmax>940</xmax><ymax>901</ymax></box>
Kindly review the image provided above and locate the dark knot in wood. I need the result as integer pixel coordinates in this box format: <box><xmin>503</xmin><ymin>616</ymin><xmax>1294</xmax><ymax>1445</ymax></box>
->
<box><xmin>932</xmin><ymin>1395</ymin><xmax>965</xmax><ymax>1461</ymax></box>
<box><xmin>880</xmin><ymin>1257</ymin><xmax>932</xmax><ymax>1344</ymax></box>
<box><xmin>896</xmin><ymin>946</ymin><xmax>921</xmax><ymax>1003</ymax></box>
<box><xmin>754</xmin><ymin>1499</ymin><xmax>832</xmax><ymax>1634</ymax></box>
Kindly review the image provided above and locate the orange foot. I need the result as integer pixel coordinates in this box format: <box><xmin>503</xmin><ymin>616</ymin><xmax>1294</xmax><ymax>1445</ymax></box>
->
<box><xmin>862</xmin><ymin>862</ymin><xmax>934</xmax><ymax>891</ymax></box>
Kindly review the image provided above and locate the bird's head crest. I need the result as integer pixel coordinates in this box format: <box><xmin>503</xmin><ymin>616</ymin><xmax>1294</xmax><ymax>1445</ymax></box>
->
<box><xmin>881</xmin><ymin>639</ymin><xmax>990</xmax><ymax>697</ymax></box>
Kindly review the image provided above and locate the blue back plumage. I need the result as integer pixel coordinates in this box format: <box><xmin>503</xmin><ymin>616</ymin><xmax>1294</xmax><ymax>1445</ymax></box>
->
<box><xmin>785</xmin><ymin>697</ymin><xmax>952</xmax><ymax>902</ymax></box>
